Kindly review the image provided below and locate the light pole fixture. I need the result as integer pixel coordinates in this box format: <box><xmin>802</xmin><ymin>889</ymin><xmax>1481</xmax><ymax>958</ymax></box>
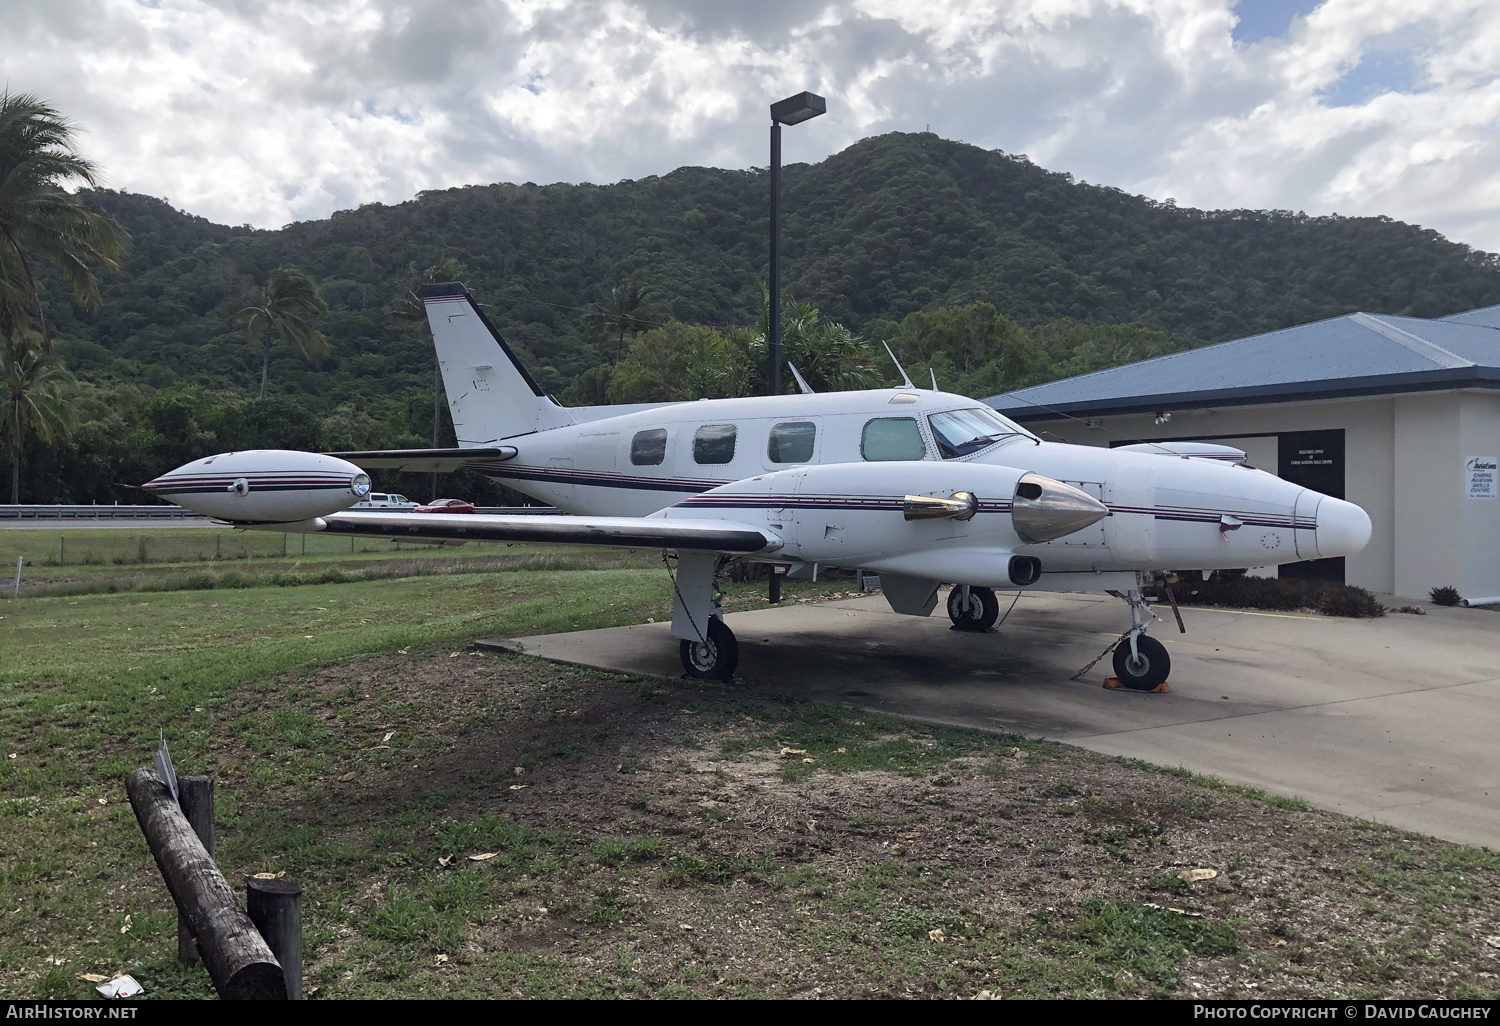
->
<box><xmin>768</xmin><ymin>90</ymin><xmax>826</xmax><ymax>397</ymax></box>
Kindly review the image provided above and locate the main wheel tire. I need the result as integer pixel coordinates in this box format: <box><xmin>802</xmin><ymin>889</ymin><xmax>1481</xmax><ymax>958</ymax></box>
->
<box><xmin>1111</xmin><ymin>634</ymin><xmax>1170</xmax><ymax>691</ymax></box>
<box><xmin>947</xmin><ymin>586</ymin><xmax>1000</xmax><ymax>632</ymax></box>
<box><xmin>679</xmin><ymin>618</ymin><xmax>739</xmax><ymax>681</ymax></box>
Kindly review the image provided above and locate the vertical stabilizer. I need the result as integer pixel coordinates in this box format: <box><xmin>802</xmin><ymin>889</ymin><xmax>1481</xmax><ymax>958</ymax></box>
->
<box><xmin>421</xmin><ymin>283</ymin><xmax>574</xmax><ymax>443</ymax></box>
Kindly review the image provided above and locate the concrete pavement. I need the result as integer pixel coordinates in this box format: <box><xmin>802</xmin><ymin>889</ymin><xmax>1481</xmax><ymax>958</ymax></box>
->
<box><xmin>481</xmin><ymin>590</ymin><xmax>1500</xmax><ymax>849</ymax></box>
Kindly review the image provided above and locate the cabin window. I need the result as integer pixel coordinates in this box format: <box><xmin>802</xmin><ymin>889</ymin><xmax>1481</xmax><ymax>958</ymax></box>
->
<box><xmin>928</xmin><ymin>407</ymin><xmax>1030</xmax><ymax>459</ymax></box>
<box><xmin>861</xmin><ymin>417</ymin><xmax>926</xmax><ymax>461</ymax></box>
<box><xmin>630</xmin><ymin>429</ymin><xmax>668</xmax><ymax>466</ymax></box>
<box><xmin>692</xmin><ymin>424</ymin><xmax>737</xmax><ymax>465</ymax></box>
<box><xmin>767</xmin><ymin>421</ymin><xmax>816</xmax><ymax>464</ymax></box>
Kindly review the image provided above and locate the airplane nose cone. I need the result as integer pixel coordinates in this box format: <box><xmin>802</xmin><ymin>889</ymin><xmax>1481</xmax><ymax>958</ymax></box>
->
<box><xmin>1315</xmin><ymin>497</ymin><xmax>1371</xmax><ymax>558</ymax></box>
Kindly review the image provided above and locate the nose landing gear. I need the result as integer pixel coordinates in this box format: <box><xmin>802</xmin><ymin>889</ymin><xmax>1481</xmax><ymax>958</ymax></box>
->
<box><xmin>1109</xmin><ymin>577</ymin><xmax>1172</xmax><ymax>690</ymax></box>
<box><xmin>947</xmin><ymin>585</ymin><xmax>1000</xmax><ymax>632</ymax></box>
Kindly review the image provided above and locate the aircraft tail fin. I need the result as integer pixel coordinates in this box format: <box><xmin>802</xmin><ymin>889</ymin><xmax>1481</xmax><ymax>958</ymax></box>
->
<box><xmin>421</xmin><ymin>282</ymin><xmax>574</xmax><ymax>443</ymax></box>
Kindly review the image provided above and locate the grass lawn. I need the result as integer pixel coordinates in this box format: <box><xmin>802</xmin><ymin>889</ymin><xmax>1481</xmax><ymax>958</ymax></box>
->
<box><xmin>1</xmin><ymin>551</ymin><xmax>1498</xmax><ymax>999</ymax></box>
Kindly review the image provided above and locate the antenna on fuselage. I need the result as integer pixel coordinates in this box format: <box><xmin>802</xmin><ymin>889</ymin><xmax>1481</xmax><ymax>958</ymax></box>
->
<box><xmin>787</xmin><ymin>362</ymin><xmax>816</xmax><ymax>394</ymax></box>
<box><xmin>882</xmin><ymin>341</ymin><xmax>915</xmax><ymax>389</ymax></box>
<box><xmin>930</xmin><ymin>368</ymin><xmax>939</xmax><ymax>391</ymax></box>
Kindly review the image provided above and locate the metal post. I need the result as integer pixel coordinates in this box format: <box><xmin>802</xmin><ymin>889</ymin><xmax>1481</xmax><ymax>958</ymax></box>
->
<box><xmin>768</xmin><ymin>121</ymin><xmax>782</xmax><ymax>397</ymax></box>
<box><xmin>59</xmin><ymin>537</ymin><xmax>64</xmax><ymax>566</ymax></box>
<box><xmin>768</xmin><ymin>566</ymin><xmax>781</xmax><ymax>604</ymax></box>
<box><xmin>433</xmin><ymin>357</ymin><xmax>441</xmax><ymax>503</ymax></box>
<box><xmin>282</xmin><ymin>534</ymin><xmax>287</xmax><ymax>556</ymax></box>
<box><xmin>301</xmin><ymin>535</ymin><xmax>306</xmax><ymax>556</ymax></box>
<box><xmin>216</xmin><ymin>534</ymin><xmax>221</xmax><ymax>560</ymax></box>
<box><xmin>246</xmin><ymin>878</ymin><xmax>303</xmax><ymax>1000</ymax></box>
<box><xmin>13</xmin><ymin>555</ymin><xmax>20</xmax><ymax>597</ymax></box>
<box><xmin>176</xmin><ymin>776</ymin><xmax>215</xmax><ymax>966</ymax></box>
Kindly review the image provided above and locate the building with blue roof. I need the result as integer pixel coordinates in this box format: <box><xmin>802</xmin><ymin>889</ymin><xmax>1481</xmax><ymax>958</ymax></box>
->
<box><xmin>986</xmin><ymin>305</ymin><xmax>1500</xmax><ymax>603</ymax></box>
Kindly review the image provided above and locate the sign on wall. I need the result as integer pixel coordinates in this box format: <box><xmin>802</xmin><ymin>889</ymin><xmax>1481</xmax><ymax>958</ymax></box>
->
<box><xmin>1467</xmin><ymin>456</ymin><xmax>1498</xmax><ymax>500</ymax></box>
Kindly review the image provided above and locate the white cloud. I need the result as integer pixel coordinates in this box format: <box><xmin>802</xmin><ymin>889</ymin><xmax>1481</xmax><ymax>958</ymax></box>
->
<box><xmin>3</xmin><ymin>0</ymin><xmax>1498</xmax><ymax>252</ymax></box>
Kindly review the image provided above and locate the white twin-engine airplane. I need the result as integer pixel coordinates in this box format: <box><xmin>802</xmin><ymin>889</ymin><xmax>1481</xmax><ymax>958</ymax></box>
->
<box><xmin>145</xmin><ymin>282</ymin><xmax>1372</xmax><ymax>687</ymax></box>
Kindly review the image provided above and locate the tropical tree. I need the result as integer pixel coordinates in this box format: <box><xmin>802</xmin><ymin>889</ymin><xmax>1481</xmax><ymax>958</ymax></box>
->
<box><xmin>232</xmin><ymin>266</ymin><xmax>329</xmax><ymax>398</ymax></box>
<box><xmin>3</xmin><ymin>336</ymin><xmax>72</xmax><ymax>502</ymax></box>
<box><xmin>581</xmin><ymin>277</ymin><xmax>669</xmax><ymax>364</ymax></box>
<box><xmin>0</xmin><ymin>91</ymin><xmax>129</xmax><ymax>355</ymax></box>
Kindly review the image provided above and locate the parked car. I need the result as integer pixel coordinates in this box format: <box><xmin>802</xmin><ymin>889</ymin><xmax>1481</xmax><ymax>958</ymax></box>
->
<box><xmin>414</xmin><ymin>498</ymin><xmax>476</xmax><ymax>514</ymax></box>
<box><xmin>351</xmin><ymin>492</ymin><xmax>418</xmax><ymax>509</ymax></box>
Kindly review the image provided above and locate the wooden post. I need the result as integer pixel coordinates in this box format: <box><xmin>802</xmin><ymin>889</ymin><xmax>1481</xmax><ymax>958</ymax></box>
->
<box><xmin>247</xmin><ymin>878</ymin><xmax>303</xmax><ymax>1000</ymax></box>
<box><xmin>125</xmin><ymin>769</ymin><xmax>286</xmax><ymax>999</ymax></box>
<box><xmin>176</xmin><ymin>776</ymin><xmax>215</xmax><ymax>966</ymax></box>
<box><xmin>60</xmin><ymin>537</ymin><xmax>64</xmax><ymax>566</ymax></box>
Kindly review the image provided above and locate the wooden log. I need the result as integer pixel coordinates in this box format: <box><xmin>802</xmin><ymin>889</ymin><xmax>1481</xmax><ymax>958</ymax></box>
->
<box><xmin>247</xmin><ymin>878</ymin><xmax>303</xmax><ymax>1000</ymax></box>
<box><xmin>126</xmin><ymin>768</ymin><xmax>286</xmax><ymax>999</ymax></box>
<box><xmin>176</xmin><ymin>775</ymin><xmax>215</xmax><ymax>967</ymax></box>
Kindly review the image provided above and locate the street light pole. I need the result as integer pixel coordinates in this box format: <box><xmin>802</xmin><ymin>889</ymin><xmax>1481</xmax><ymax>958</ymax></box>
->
<box><xmin>769</xmin><ymin>120</ymin><xmax>782</xmax><ymax>397</ymax></box>
<box><xmin>767</xmin><ymin>91</ymin><xmax>826</xmax><ymax>399</ymax></box>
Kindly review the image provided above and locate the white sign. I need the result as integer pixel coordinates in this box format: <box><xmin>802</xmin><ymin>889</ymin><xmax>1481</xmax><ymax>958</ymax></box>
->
<box><xmin>1466</xmin><ymin>456</ymin><xmax>1498</xmax><ymax>499</ymax></box>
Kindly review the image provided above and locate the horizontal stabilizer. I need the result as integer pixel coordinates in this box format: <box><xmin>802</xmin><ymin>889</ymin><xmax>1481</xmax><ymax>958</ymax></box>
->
<box><xmin>312</xmin><ymin>511</ymin><xmax>778</xmax><ymax>552</ymax></box>
<box><xmin>325</xmin><ymin>447</ymin><xmax>518</xmax><ymax>473</ymax></box>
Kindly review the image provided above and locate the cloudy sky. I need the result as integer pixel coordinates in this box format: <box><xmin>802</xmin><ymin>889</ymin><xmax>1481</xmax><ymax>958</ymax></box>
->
<box><xmin>7</xmin><ymin>0</ymin><xmax>1500</xmax><ymax>251</ymax></box>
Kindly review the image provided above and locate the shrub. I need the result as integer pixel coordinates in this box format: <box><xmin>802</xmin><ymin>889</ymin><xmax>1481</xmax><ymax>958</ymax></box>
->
<box><xmin>1156</xmin><ymin>575</ymin><xmax>1385</xmax><ymax>618</ymax></box>
<box><xmin>1429</xmin><ymin>585</ymin><xmax>1462</xmax><ymax>607</ymax></box>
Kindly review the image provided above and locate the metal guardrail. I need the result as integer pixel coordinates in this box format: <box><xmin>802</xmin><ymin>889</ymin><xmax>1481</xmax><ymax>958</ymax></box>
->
<box><xmin>1</xmin><ymin>504</ymin><xmax>560</xmax><ymax>520</ymax></box>
<box><xmin>0</xmin><ymin>504</ymin><xmax>202</xmax><ymax>520</ymax></box>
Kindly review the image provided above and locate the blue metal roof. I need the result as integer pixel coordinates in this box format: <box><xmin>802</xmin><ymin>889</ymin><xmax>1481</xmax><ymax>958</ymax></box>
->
<box><xmin>1442</xmin><ymin>304</ymin><xmax>1500</xmax><ymax>328</ymax></box>
<box><xmin>988</xmin><ymin>310</ymin><xmax>1500</xmax><ymax>421</ymax></box>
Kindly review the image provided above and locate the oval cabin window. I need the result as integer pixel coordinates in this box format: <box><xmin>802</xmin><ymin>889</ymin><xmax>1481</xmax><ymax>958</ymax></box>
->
<box><xmin>767</xmin><ymin>421</ymin><xmax>816</xmax><ymax>464</ymax></box>
<box><xmin>630</xmin><ymin>429</ymin><xmax>667</xmax><ymax>466</ymax></box>
<box><xmin>693</xmin><ymin>424</ymin><xmax>737</xmax><ymax>465</ymax></box>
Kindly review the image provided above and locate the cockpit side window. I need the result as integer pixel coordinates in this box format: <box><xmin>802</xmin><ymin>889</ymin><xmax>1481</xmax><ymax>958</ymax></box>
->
<box><xmin>927</xmin><ymin>407</ymin><xmax>1034</xmax><ymax>459</ymax></box>
<box><xmin>630</xmin><ymin>429</ymin><xmax>668</xmax><ymax>466</ymax></box>
<box><xmin>861</xmin><ymin>417</ymin><xmax>926</xmax><ymax>461</ymax></box>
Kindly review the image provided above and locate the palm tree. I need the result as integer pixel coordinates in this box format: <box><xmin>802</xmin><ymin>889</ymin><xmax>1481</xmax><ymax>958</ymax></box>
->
<box><xmin>3</xmin><ymin>336</ymin><xmax>72</xmax><ymax>502</ymax></box>
<box><xmin>232</xmin><ymin>266</ymin><xmax>329</xmax><ymax>398</ymax></box>
<box><xmin>581</xmin><ymin>278</ymin><xmax>669</xmax><ymax>364</ymax></box>
<box><xmin>0</xmin><ymin>91</ymin><xmax>129</xmax><ymax>355</ymax></box>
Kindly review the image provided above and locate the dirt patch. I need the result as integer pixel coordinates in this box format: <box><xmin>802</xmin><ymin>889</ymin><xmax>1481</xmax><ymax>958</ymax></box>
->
<box><xmin>170</xmin><ymin>650</ymin><xmax>1500</xmax><ymax>999</ymax></box>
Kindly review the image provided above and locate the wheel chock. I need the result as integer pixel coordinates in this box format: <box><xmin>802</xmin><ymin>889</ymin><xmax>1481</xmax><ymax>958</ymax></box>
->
<box><xmin>1102</xmin><ymin>677</ymin><xmax>1171</xmax><ymax>694</ymax></box>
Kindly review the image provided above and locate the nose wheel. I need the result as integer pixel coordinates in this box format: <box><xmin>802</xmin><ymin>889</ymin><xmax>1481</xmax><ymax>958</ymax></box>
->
<box><xmin>948</xmin><ymin>586</ymin><xmax>1000</xmax><ymax>632</ymax></box>
<box><xmin>1112</xmin><ymin>634</ymin><xmax>1170</xmax><ymax>690</ymax></box>
<box><xmin>679</xmin><ymin>618</ymin><xmax>739</xmax><ymax>681</ymax></box>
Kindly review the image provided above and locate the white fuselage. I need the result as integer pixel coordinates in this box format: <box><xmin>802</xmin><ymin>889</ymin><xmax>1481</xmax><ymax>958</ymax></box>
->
<box><xmin>470</xmin><ymin>387</ymin><xmax>1370</xmax><ymax>579</ymax></box>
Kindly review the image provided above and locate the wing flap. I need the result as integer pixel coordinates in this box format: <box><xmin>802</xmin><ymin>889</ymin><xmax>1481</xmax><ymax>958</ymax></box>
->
<box><xmin>325</xmin><ymin>446</ymin><xmax>518</xmax><ymax>473</ymax></box>
<box><xmin>321</xmin><ymin>511</ymin><xmax>777</xmax><ymax>552</ymax></box>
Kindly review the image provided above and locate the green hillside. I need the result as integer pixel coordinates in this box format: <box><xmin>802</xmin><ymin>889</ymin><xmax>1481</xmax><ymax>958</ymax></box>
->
<box><xmin>17</xmin><ymin>131</ymin><xmax>1500</xmax><ymax>504</ymax></box>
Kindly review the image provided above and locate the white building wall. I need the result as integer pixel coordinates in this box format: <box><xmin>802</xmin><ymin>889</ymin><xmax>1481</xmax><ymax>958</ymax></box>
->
<box><xmin>1458</xmin><ymin>393</ymin><xmax>1500</xmax><ymax>604</ymax></box>
<box><xmin>1393</xmin><ymin>395</ymin><xmax>1460</xmax><ymax>600</ymax></box>
<box><xmin>1027</xmin><ymin>396</ymin><xmax>1398</xmax><ymax>594</ymax></box>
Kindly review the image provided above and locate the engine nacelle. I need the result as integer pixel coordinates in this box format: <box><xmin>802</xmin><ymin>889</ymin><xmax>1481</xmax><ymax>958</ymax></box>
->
<box><xmin>142</xmin><ymin>451</ymin><xmax>370</xmax><ymax>523</ymax></box>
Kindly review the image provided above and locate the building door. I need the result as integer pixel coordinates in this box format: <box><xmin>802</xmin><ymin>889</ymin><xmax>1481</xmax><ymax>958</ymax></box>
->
<box><xmin>1278</xmin><ymin>429</ymin><xmax>1345</xmax><ymax>583</ymax></box>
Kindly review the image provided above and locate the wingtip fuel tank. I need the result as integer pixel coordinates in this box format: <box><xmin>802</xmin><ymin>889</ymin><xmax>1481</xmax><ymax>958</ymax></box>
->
<box><xmin>142</xmin><ymin>451</ymin><xmax>370</xmax><ymax>523</ymax></box>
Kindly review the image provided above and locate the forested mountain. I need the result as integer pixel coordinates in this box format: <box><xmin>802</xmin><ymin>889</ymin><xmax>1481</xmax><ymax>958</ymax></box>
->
<box><xmin>16</xmin><ymin>131</ymin><xmax>1500</xmax><ymax>504</ymax></box>
<box><xmin>39</xmin><ymin>131</ymin><xmax>1500</xmax><ymax>401</ymax></box>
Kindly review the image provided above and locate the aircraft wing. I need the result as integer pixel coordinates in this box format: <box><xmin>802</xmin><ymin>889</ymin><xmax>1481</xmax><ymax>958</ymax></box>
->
<box><xmin>316</xmin><ymin>510</ymin><xmax>777</xmax><ymax>553</ymax></box>
<box><xmin>325</xmin><ymin>447</ymin><xmax>518</xmax><ymax>474</ymax></box>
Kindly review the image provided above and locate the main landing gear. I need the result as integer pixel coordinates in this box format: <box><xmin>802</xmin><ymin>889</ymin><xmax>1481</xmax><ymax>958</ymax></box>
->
<box><xmin>1110</xmin><ymin>578</ymin><xmax>1171</xmax><ymax>690</ymax></box>
<box><xmin>947</xmin><ymin>585</ymin><xmax>1000</xmax><ymax>632</ymax></box>
<box><xmin>671</xmin><ymin>551</ymin><xmax>739</xmax><ymax>681</ymax></box>
<box><xmin>680</xmin><ymin>619</ymin><xmax>739</xmax><ymax>680</ymax></box>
